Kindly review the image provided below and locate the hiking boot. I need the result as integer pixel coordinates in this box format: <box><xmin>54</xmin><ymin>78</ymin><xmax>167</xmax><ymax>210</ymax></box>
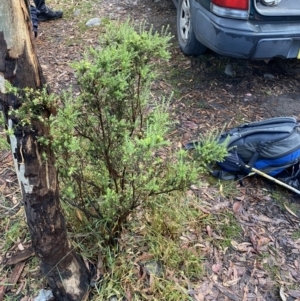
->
<box><xmin>37</xmin><ymin>5</ymin><xmax>63</xmax><ymax>22</ymax></box>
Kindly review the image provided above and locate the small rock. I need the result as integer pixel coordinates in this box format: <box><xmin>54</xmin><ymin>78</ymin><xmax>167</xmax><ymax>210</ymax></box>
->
<box><xmin>263</xmin><ymin>73</ymin><xmax>276</xmax><ymax>79</ymax></box>
<box><xmin>73</xmin><ymin>9</ymin><xmax>81</xmax><ymax>16</ymax></box>
<box><xmin>86</xmin><ymin>18</ymin><xmax>101</xmax><ymax>27</ymax></box>
<box><xmin>144</xmin><ymin>260</ymin><xmax>163</xmax><ymax>276</ymax></box>
<box><xmin>34</xmin><ymin>289</ymin><xmax>54</xmax><ymax>301</ymax></box>
<box><xmin>224</xmin><ymin>64</ymin><xmax>234</xmax><ymax>77</ymax></box>
<box><xmin>109</xmin><ymin>13</ymin><xmax>117</xmax><ymax>20</ymax></box>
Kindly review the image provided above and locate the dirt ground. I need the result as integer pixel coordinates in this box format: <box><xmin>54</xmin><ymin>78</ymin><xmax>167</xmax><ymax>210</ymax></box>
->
<box><xmin>1</xmin><ymin>0</ymin><xmax>300</xmax><ymax>300</ymax></box>
<box><xmin>37</xmin><ymin>0</ymin><xmax>300</xmax><ymax>116</ymax></box>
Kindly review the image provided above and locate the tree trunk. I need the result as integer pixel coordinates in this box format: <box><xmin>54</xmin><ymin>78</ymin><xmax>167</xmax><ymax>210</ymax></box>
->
<box><xmin>0</xmin><ymin>1</ymin><xmax>90</xmax><ymax>300</ymax></box>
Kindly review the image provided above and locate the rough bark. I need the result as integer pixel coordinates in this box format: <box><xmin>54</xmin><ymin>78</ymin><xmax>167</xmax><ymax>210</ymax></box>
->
<box><xmin>0</xmin><ymin>1</ymin><xmax>90</xmax><ymax>300</ymax></box>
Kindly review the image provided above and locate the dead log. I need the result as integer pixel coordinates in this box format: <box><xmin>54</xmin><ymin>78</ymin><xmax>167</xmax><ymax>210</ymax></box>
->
<box><xmin>0</xmin><ymin>1</ymin><xmax>90</xmax><ymax>300</ymax></box>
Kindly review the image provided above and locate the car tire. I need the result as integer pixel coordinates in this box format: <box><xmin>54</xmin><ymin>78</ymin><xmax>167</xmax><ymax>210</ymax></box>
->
<box><xmin>177</xmin><ymin>0</ymin><xmax>207</xmax><ymax>56</ymax></box>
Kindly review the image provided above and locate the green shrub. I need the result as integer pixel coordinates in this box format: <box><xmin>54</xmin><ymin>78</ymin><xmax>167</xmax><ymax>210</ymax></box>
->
<box><xmin>50</xmin><ymin>20</ymin><xmax>228</xmax><ymax>245</ymax></box>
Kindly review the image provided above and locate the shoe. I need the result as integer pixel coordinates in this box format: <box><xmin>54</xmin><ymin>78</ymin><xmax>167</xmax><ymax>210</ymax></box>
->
<box><xmin>37</xmin><ymin>5</ymin><xmax>63</xmax><ymax>22</ymax></box>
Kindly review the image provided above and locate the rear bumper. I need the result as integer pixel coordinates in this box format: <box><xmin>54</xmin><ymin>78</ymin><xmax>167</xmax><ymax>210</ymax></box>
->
<box><xmin>191</xmin><ymin>1</ymin><xmax>300</xmax><ymax>59</ymax></box>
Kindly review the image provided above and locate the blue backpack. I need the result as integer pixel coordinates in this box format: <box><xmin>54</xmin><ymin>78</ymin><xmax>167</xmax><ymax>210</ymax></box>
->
<box><xmin>214</xmin><ymin>117</ymin><xmax>300</xmax><ymax>179</ymax></box>
<box><xmin>186</xmin><ymin>117</ymin><xmax>300</xmax><ymax>180</ymax></box>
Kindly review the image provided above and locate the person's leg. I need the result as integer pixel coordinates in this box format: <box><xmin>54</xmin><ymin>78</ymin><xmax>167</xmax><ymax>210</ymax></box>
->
<box><xmin>33</xmin><ymin>0</ymin><xmax>45</xmax><ymax>10</ymax></box>
<box><xmin>33</xmin><ymin>0</ymin><xmax>63</xmax><ymax>21</ymax></box>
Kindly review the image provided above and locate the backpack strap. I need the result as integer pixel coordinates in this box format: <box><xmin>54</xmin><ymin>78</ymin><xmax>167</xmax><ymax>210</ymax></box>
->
<box><xmin>210</xmin><ymin>151</ymin><xmax>251</xmax><ymax>181</ymax></box>
<box><xmin>247</xmin><ymin>141</ymin><xmax>270</xmax><ymax>169</ymax></box>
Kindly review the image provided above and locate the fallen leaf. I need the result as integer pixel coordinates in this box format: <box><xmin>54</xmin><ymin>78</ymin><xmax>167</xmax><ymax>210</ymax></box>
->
<box><xmin>214</xmin><ymin>283</ymin><xmax>240</xmax><ymax>301</ymax></box>
<box><xmin>0</xmin><ymin>261</ymin><xmax>26</xmax><ymax>299</ymax></box>
<box><xmin>183</xmin><ymin>121</ymin><xmax>198</xmax><ymax>130</ymax></box>
<box><xmin>95</xmin><ymin>253</ymin><xmax>104</xmax><ymax>282</ymax></box>
<box><xmin>5</xmin><ymin>246</ymin><xmax>35</xmax><ymax>266</ymax></box>
<box><xmin>126</xmin><ymin>288</ymin><xmax>132</xmax><ymax>301</ymax></box>
<box><xmin>219</xmin><ymin>184</ymin><xmax>225</xmax><ymax>197</ymax></box>
<box><xmin>15</xmin><ymin>280</ymin><xmax>25</xmax><ymax>295</ymax></box>
<box><xmin>223</xmin><ymin>277</ymin><xmax>241</xmax><ymax>287</ymax></box>
<box><xmin>8</xmin><ymin>262</ymin><xmax>25</xmax><ymax>287</ymax></box>
<box><xmin>232</xmin><ymin>201</ymin><xmax>242</xmax><ymax>214</ymax></box>
<box><xmin>206</xmin><ymin>225</ymin><xmax>213</xmax><ymax>237</ymax></box>
<box><xmin>212</xmin><ymin>264</ymin><xmax>221</xmax><ymax>273</ymax></box>
<box><xmin>242</xmin><ymin>285</ymin><xmax>249</xmax><ymax>301</ymax></box>
<box><xmin>280</xmin><ymin>286</ymin><xmax>287</xmax><ymax>301</ymax></box>
<box><xmin>284</xmin><ymin>203</ymin><xmax>298</xmax><ymax>218</ymax></box>
<box><xmin>134</xmin><ymin>252</ymin><xmax>153</xmax><ymax>264</ymax></box>
<box><xmin>252</xmin><ymin>214</ymin><xmax>289</xmax><ymax>224</ymax></box>
<box><xmin>211</xmin><ymin>201</ymin><xmax>230</xmax><ymax>211</ymax></box>
<box><xmin>76</xmin><ymin>209</ymin><xmax>83</xmax><ymax>222</ymax></box>
<box><xmin>193</xmin><ymin>292</ymin><xmax>205</xmax><ymax>301</ymax></box>
<box><xmin>257</xmin><ymin>236</ymin><xmax>271</xmax><ymax>247</ymax></box>
<box><xmin>288</xmin><ymin>290</ymin><xmax>300</xmax><ymax>298</ymax></box>
<box><xmin>231</xmin><ymin>240</ymin><xmax>255</xmax><ymax>252</ymax></box>
<box><xmin>17</xmin><ymin>243</ymin><xmax>25</xmax><ymax>251</ymax></box>
<box><xmin>0</xmin><ymin>277</ymin><xmax>7</xmax><ymax>301</ymax></box>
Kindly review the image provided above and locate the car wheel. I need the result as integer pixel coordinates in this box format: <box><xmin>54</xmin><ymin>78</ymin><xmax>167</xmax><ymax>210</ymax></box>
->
<box><xmin>177</xmin><ymin>0</ymin><xmax>206</xmax><ymax>56</ymax></box>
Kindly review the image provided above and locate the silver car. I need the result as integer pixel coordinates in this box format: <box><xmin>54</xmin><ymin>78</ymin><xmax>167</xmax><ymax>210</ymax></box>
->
<box><xmin>172</xmin><ymin>0</ymin><xmax>300</xmax><ymax>59</ymax></box>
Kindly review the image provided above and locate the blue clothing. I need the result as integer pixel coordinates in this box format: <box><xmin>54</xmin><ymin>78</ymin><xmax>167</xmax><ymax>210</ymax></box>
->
<box><xmin>30</xmin><ymin>5</ymin><xmax>39</xmax><ymax>37</ymax></box>
<box><xmin>33</xmin><ymin>0</ymin><xmax>45</xmax><ymax>10</ymax></box>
